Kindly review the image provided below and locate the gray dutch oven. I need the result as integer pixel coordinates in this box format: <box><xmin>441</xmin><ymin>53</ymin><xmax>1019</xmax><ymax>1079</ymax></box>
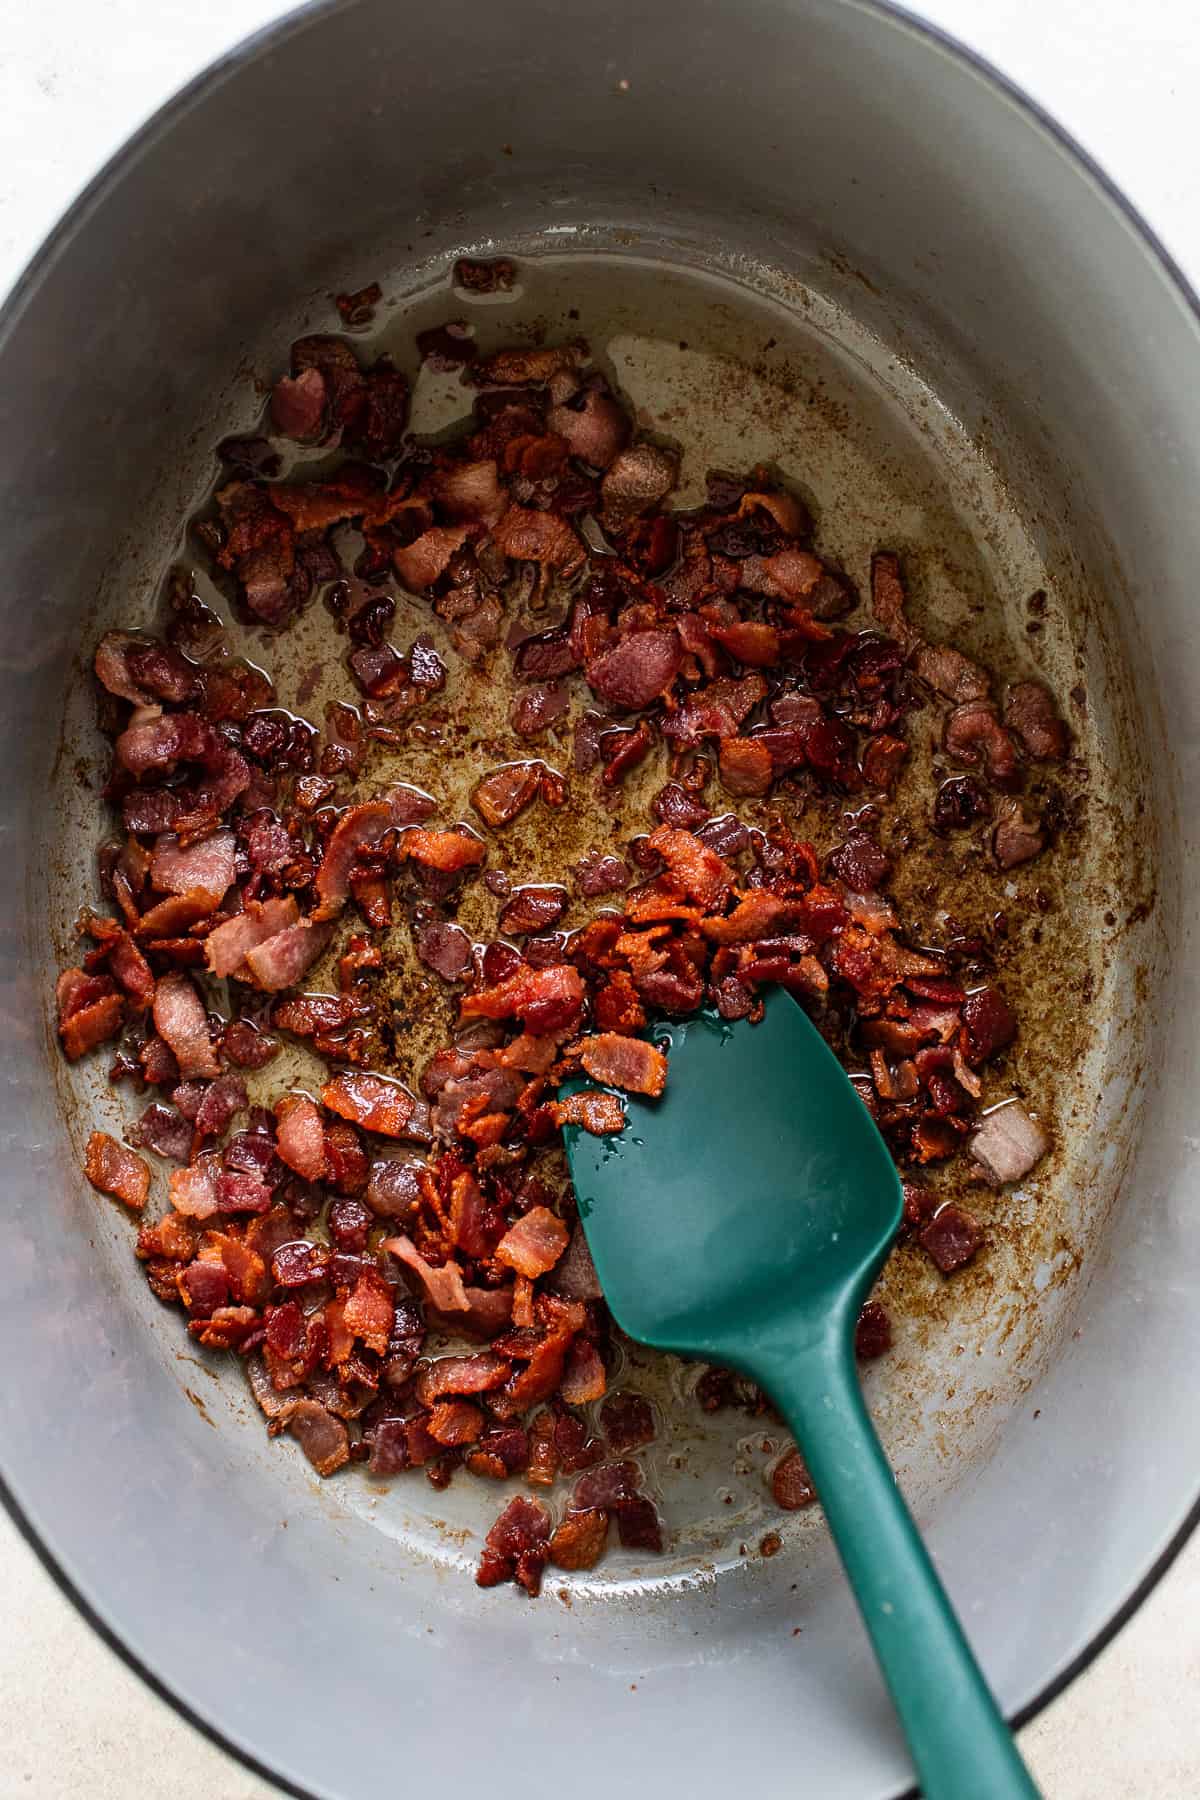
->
<box><xmin>0</xmin><ymin>1</ymin><xmax>1196</xmax><ymax>1795</ymax></box>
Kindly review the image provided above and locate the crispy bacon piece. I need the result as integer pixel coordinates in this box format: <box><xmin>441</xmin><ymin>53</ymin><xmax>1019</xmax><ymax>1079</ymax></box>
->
<box><xmin>491</xmin><ymin>506</ymin><xmax>584</xmax><ymax>573</ymax></box>
<box><xmin>560</xmin><ymin>1339</ymin><xmax>607</xmax><ymax>1404</ymax></box>
<box><xmin>314</xmin><ymin>787</ymin><xmax>434</xmax><ymax>910</ymax></box>
<box><xmin>587</xmin><ymin>629</ymin><xmax>682</xmax><ymax>712</ymax></box>
<box><xmin>393</xmin><ymin>525</ymin><xmax>471</xmax><ymax>592</ymax></box>
<box><xmin>553</xmin><ymin>1091</ymin><xmax>626</xmax><ymax>1135</ymax></box>
<box><xmin>718</xmin><ymin>737</ymin><xmax>773</xmax><ymax>797</ymax></box>
<box><xmin>342</xmin><ymin>1268</ymin><xmax>395</xmax><ymax>1354</ymax></box>
<box><xmin>771</xmin><ymin>1449</ymin><xmax>816</xmax><ymax>1509</ymax></box>
<box><xmin>168</xmin><ymin>1154</ymin><xmax>222</xmax><ymax>1219</ymax></box>
<box><xmin>970</xmin><ymin>1101</ymin><xmax>1050</xmax><ymax>1185</ymax></box>
<box><xmin>150</xmin><ymin>831</ymin><xmax>236</xmax><ymax>901</ymax></box>
<box><xmin>992</xmin><ymin>796</ymin><xmax>1046</xmax><ymax>869</ymax></box>
<box><xmin>84</xmin><ymin>1131</ymin><xmax>151</xmax><ymax>1210</ymax></box>
<box><xmin>58</xmin><ymin>980</ymin><xmax>124</xmax><ymax>1060</ymax></box>
<box><xmin>323</xmin><ymin>1071</ymin><xmax>424</xmax><ymax>1139</ymax></box>
<box><xmin>647</xmin><ymin>827</ymin><xmax>732</xmax><ymax>909</ymax></box>
<box><xmin>919</xmin><ymin>1204</ymin><xmax>985</xmax><ymax>1273</ymax></box>
<box><xmin>275</xmin><ymin>1094</ymin><xmax>327</xmax><ymax>1181</ymax></box>
<box><xmin>548</xmin><ymin>1508</ymin><xmax>609</xmax><ymax>1570</ymax></box>
<box><xmin>472</xmin><ymin>763</ymin><xmax>542</xmax><ymax>828</ymax></box>
<box><xmin>578</xmin><ymin>1033</ymin><xmax>667</xmax><ymax>1097</ymax></box>
<box><xmin>244</xmin><ymin>918</ymin><xmax>334</xmax><ymax>991</ymax></box>
<box><xmin>600</xmin><ymin>443</ymin><xmax>678</xmax><ymax>533</ymax></box>
<box><xmin>286</xmin><ymin>1400</ymin><xmax>350</xmax><ymax>1476</ymax></box>
<box><xmin>400</xmin><ymin>828</ymin><xmax>485</xmax><ymax>872</ymax></box>
<box><xmin>1004</xmin><ymin>680</ymin><xmax>1069</xmax><ymax>761</ymax></box>
<box><xmin>476</xmin><ymin>1495</ymin><xmax>551</xmax><ymax>1594</ymax></box>
<box><xmin>384</xmin><ymin>1236</ymin><xmax>469</xmax><ymax>1312</ymax></box>
<box><xmin>495</xmin><ymin>1206</ymin><xmax>569</xmax><ymax>1278</ymax></box>
<box><xmin>944</xmin><ymin>700</ymin><xmax>1019</xmax><ymax>786</ymax></box>
<box><xmin>205</xmin><ymin>897</ymin><xmax>299</xmax><ymax>979</ymax></box>
<box><xmin>460</xmin><ymin>963</ymin><xmax>584</xmax><ymax>1034</ymax></box>
<box><xmin>153</xmin><ymin>972</ymin><xmax>220</xmax><ymax>1079</ymax></box>
<box><xmin>414</xmin><ymin>1353</ymin><xmax>511</xmax><ymax>1404</ymax></box>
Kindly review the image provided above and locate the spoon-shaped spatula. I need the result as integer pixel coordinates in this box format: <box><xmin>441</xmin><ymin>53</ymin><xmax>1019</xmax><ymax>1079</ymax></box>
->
<box><xmin>561</xmin><ymin>987</ymin><xmax>1040</xmax><ymax>1800</ymax></box>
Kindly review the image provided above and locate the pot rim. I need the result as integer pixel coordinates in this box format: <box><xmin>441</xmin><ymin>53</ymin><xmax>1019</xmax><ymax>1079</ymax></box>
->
<box><xmin>2</xmin><ymin>1</ymin><xmax>1196</xmax><ymax>1794</ymax></box>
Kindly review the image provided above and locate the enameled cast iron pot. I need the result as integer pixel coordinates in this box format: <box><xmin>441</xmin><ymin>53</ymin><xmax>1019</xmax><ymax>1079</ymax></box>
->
<box><xmin>0</xmin><ymin>2</ymin><xmax>1197</xmax><ymax>1795</ymax></box>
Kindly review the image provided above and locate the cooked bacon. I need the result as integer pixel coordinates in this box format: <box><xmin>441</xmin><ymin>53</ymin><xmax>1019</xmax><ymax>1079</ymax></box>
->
<box><xmin>560</xmin><ymin>1339</ymin><xmax>607</xmax><ymax>1404</ymax></box>
<box><xmin>460</xmin><ymin>963</ymin><xmax>584</xmax><ymax>1034</ymax></box>
<box><xmin>496</xmin><ymin>1206</ymin><xmax>569</xmax><ymax>1278</ymax></box>
<box><xmin>553</xmin><ymin>1091</ymin><xmax>626</xmax><ymax>1135</ymax></box>
<box><xmin>1004</xmin><ymin>680</ymin><xmax>1069</xmax><ymax>761</ymax></box>
<box><xmin>59</xmin><ymin>983</ymin><xmax>125</xmax><ymax>1060</ymax></box>
<box><xmin>428</xmin><ymin>459</ymin><xmax>506</xmax><ymax>527</ymax></box>
<box><xmin>476</xmin><ymin>1494</ymin><xmax>551</xmax><ymax>1594</ymax></box>
<box><xmin>275</xmin><ymin>1094</ymin><xmax>327</xmax><ymax>1182</ymax></box>
<box><xmin>771</xmin><ymin>1449</ymin><xmax>816</xmax><ymax>1509</ymax></box>
<box><xmin>323</xmin><ymin>1071</ymin><xmax>424</xmax><ymax>1139</ymax></box>
<box><xmin>943</xmin><ymin>700</ymin><xmax>1019</xmax><ymax>786</ymax></box>
<box><xmin>400</xmin><ymin>828</ymin><xmax>486</xmax><ymax>872</ymax></box>
<box><xmin>491</xmin><ymin>506</ymin><xmax>584</xmax><ymax>573</ymax></box>
<box><xmin>739</xmin><ymin>546</ymin><xmax>824</xmax><ymax>602</ymax></box>
<box><xmin>960</xmin><ymin>986</ymin><xmax>1017</xmax><ymax>1063</ymax></box>
<box><xmin>547</xmin><ymin>384</ymin><xmax>630</xmax><ymax>469</ymax></box>
<box><xmin>572</xmin><ymin>851</ymin><xmax>630</xmax><ymax>897</ymax></box>
<box><xmin>414</xmin><ymin>1353</ymin><xmax>511</xmax><ymax>1404</ymax></box>
<box><xmin>919</xmin><ymin>1203</ymin><xmax>985</xmax><ymax>1273</ymax></box>
<box><xmin>970</xmin><ymin>1101</ymin><xmax>1051</xmax><ymax>1185</ymax></box>
<box><xmin>416</xmin><ymin>921</ymin><xmax>474</xmax><ymax>982</ymax></box>
<box><xmin>992</xmin><ymin>796</ymin><xmax>1046</xmax><ymax>869</ymax></box>
<box><xmin>384</xmin><ymin>1235</ymin><xmax>470</xmax><ymax>1312</ymax></box>
<box><xmin>579</xmin><ymin>1033</ymin><xmax>667</xmax><ymax>1097</ymax></box>
<box><xmin>244</xmin><ymin>918</ymin><xmax>334</xmax><ymax>990</ymax></box>
<box><xmin>149</xmin><ymin>830</ymin><xmax>237</xmax><ymax>901</ymax></box>
<box><xmin>393</xmin><ymin>525</ymin><xmax>471</xmax><ymax>591</ymax></box>
<box><xmin>168</xmin><ymin>1153</ymin><xmax>222</xmax><ymax>1219</ymax></box>
<box><xmin>472</xmin><ymin>763</ymin><xmax>542</xmax><ymax>828</ymax></box>
<box><xmin>84</xmin><ymin>1131</ymin><xmax>150</xmax><ymax>1210</ymax></box>
<box><xmin>869</xmin><ymin>551</ymin><xmax>917</xmax><ymax>650</ymax></box>
<box><xmin>600</xmin><ymin>443</ymin><xmax>678</xmax><ymax>533</ymax></box>
<box><xmin>587</xmin><ymin>629</ymin><xmax>682</xmax><ymax>712</ymax></box>
<box><xmin>718</xmin><ymin>737</ymin><xmax>773</xmax><ymax>797</ymax></box>
<box><xmin>914</xmin><ymin>643</ymin><xmax>990</xmax><ymax>703</ymax></box>
<box><xmin>314</xmin><ymin>787</ymin><xmax>433</xmax><ymax>909</ymax></box>
<box><xmin>473</xmin><ymin>343</ymin><xmax>581</xmax><ymax>386</ymax></box>
<box><xmin>204</xmin><ymin>897</ymin><xmax>299</xmax><ymax>979</ymax></box>
<box><xmin>153</xmin><ymin>972</ymin><xmax>219</xmax><ymax>1079</ymax></box>
<box><xmin>498</xmin><ymin>885</ymin><xmax>567</xmax><ymax>936</ymax></box>
<box><xmin>342</xmin><ymin>1268</ymin><xmax>395</xmax><ymax>1354</ymax></box>
<box><xmin>647</xmin><ymin>827</ymin><xmax>732</xmax><ymax>908</ymax></box>
<box><xmin>285</xmin><ymin>1400</ymin><xmax>350</xmax><ymax>1476</ymax></box>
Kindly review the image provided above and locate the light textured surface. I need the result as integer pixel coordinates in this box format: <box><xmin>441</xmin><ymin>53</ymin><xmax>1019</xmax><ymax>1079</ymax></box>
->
<box><xmin>0</xmin><ymin>1</ymin><xmax>1197</xmax><ymax>1795</ymax></box>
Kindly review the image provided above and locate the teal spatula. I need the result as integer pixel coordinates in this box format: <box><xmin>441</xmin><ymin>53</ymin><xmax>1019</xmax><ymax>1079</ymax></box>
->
<box><xmin>561</xmin><ymin>987</ymin><xmax>1040</xmax><ymax>1800</ymax></box>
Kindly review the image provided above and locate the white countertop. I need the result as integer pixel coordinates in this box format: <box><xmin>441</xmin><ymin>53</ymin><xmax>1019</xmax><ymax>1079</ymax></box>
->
<box><xmin>1</xmin><ymin>1</ymin><xmax>1198</xmax><ymax>1794</ymax></box>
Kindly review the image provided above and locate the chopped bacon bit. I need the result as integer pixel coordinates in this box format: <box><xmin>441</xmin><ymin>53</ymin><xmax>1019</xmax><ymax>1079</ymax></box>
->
<box><xmin>385</xmin><ymin>1235</ymin><xmax>470</xmax><ymax>1313</ymax></box>
<box><xmin>553</xmin><ymin>1091</ymin><xmax>626</xmax><ymax>1135</ymax></box>
<box><xmin>495</xmin><ymin>1206</ymin><xmax>569</xmax><ymax>1278</ymax></box>
<box><xmin>771</xmin><ymin>1449</ymin><xmax>816</xmax><ymax>1509</ymax></box>
<box><xmin>970</xmin><ymin>1102</ymin><xmax>1051</xmax><ymax>1186</ymax></box>
<box><xmin>84</xmin><ymin>1131</ymin><xmax>151</xmax><ymax>1211</ymax></box>
<box><xmin>719</xmin><ymin>737</ymin><xmax>774</xmax><ymax>797</ymax></box>
<box><xmin>460</xmin><ymin>963</ymin><xmax>584</xmax><ymax>1035</ymax></box>
<box><xmin>919</xmin><ymin>1204</ymin><xmax>985</xmax><ymax>1274</ymax></box>
<box><xmin>400</xmin><ymin>828</ymin><xmax>485</xmax><ymax>872</ymax></box>
<box><xmin>472</xmin><ymin>763</ymin><xmax>542</xmax><ymax>828</ymax></box>
<box><xmin>476</xmin><ymin>1495</ymin><xmax>551</xmax><ymax>1594</ymax></box>
<box><xmin>322</xmin><ymin>1070</ymin><xmax>423</xmax><ymax>1139</ymax></box>
<box><xmin>855</xmin><ymin>1301</ymin><xmax>893</xmax><ymax>1359</ymax></box>
<box><xmin>274</xmin><ymin>1093</ymin><xmax>327</xmax><ymax>1182</ymax></box>
<box><xmin>286</xmin><ymin>1400</ymin><xmax>350</xmax><ymax>1477</ymax></box>
<box><xmin>153</xmin><ymin>972</ymin><xmax>220</xmax><ymax>1079</ymax></box>
<box><xmin>414</xmin><ymin>1353</ymin><xmax>511</xmax><ymax>1404</ymax></box>
<box><xmin>579</xmin><ymin>1032</ymin><xmax>667</xmax><ymax>1097</ymax></box>
<box><xmin>342</xmin><ymin>1268</ymin><xmax>395</xmax><ymax>1354</ymax></box>
<box><xmin>647</xmin><ymin>826</ymin><xmax>732</xmax><ymax>908</ymax></box>
<box><xmin>60</xmin><ymin>989</ymin><xmax>125</xmax><ymax>1061</ymax></box>
<box><xmin>559</xmin><ymin>1339</ymin><xmax>607</xmax><ymax>1404</ymax></box>
<box><xmin>427</xmin><ymin>1400</ymin><xmax>484</xmax><ymax>1446</ymax></box>
<box><xmin>587</xmin><ymin>628</ymin><xmax>682</xmax><ymax>712</ymax></box>
<box><xmin>548</xmin><ymin>1508</ymin><xmax>609</xmax><ymax>1570</ymax></box>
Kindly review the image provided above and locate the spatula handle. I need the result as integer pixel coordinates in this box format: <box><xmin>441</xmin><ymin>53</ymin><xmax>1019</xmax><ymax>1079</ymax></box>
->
<box><xmin>750</xmin><ymin>1324</ymin><xmax>1041</xmax><ymax>1800</ymax></box>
